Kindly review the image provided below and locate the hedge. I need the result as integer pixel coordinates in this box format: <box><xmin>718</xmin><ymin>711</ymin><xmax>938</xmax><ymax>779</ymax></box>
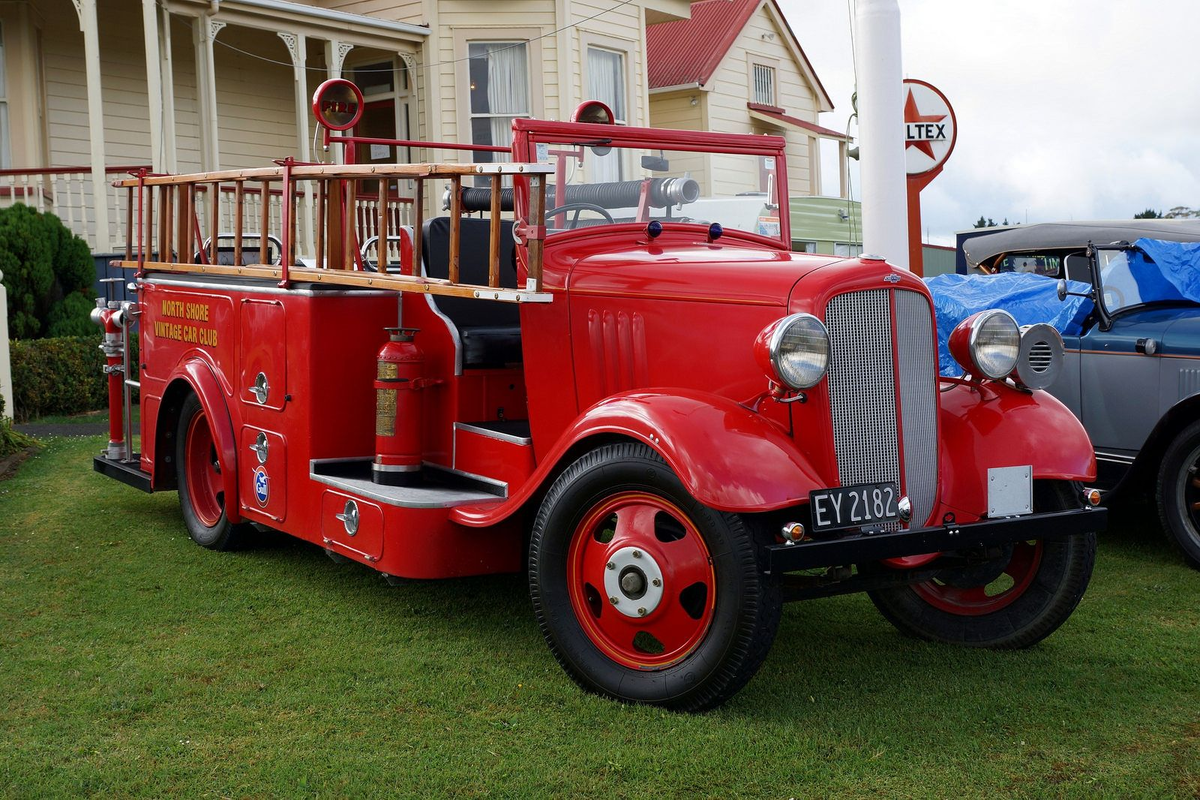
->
<box><xmin>0</xmin><ymin>204</ymin><xmax>96</xmax><ymax>339</ymax></box>
<box><xmin>10</xmin><ymin>335</ymin><xmax>107</xmax><ymax>422</ymax></box>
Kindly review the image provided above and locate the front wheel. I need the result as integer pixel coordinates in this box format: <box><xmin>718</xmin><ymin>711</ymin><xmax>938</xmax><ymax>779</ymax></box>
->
<box><xmin>868</xmin><ymin>482</ymin><xmax>1096</xmax><ymax>648</ymax></box>
<box><xmin>529</xmin><ymin>443</ymin><xmax>781</xmax><ymax>711</ymax></box>
<box><xmin>1156</xmin><ymin>420</ymin><xmax>1200</xmax><ymax>569</ymax></box>
<box><xmin>176</xmin><ymin>393</ymin><xmax>247</xmax><ymax>551</ymax></box>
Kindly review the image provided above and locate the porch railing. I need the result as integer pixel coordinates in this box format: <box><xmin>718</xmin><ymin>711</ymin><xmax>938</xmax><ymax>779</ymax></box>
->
<box><xmin>111</xmin><ymin>162</ymin><xmax>551</xmax><ymax>303</ymax></box>
<box><xmin>0</xmin><ymin>165</ymin><xmax>151</xmax><ymax>253</ymax></box>
<box><xmin>0</xmin><ymin>164</ymin><xmax>412</xmax><ymax>258</ymax></box>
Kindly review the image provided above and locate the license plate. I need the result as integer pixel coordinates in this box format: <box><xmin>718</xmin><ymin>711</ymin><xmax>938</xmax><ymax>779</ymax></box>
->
<box><xmin>809</xmin><ymin>482</ymin><xmax>899</xmax><ymax>532</ymax></box>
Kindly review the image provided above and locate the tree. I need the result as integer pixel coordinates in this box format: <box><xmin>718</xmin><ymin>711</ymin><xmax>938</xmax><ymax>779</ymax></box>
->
<box><xmin>1165</xmin><ymin>206</ymin><xmax>1200</xmax><ymax>219</ymax></box>
<box><xmin>1134</xmin><ymin>208</ymin><xmax>1163</xmax><ymax>219</ymax></box>
<box><xmin>0</xmin><ymin>205</ymin><xmax>94</xmax><ymax>339</ymax></box>
<box><xmin>974</xmin><ymin>216</ymin><xmax>999</xmax><ymax>228</ymax></box>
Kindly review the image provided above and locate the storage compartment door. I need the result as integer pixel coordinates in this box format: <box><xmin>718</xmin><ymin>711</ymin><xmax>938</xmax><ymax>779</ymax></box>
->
<box><xmin>239</xmin><ymin>426</ymin><xmax>288</xmax><ymax>521</ymax></box>
<box><xmin>240</xmin><ymin>300</ymin><xmax>288</xmax><ymax>411</ymax></box>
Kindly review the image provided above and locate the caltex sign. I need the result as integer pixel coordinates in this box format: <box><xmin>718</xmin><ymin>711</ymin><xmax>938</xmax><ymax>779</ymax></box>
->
<box><xmin>903</xmin><ymin>79</ymin><xmax>956</xmax><ymax>176</ymax></box>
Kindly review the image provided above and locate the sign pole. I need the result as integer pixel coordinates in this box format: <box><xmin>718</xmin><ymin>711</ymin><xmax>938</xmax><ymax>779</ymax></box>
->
<box><xmin>902</xmin><ymin>79</ymin><xmax>956</xmax><ymax>278</ymax></box>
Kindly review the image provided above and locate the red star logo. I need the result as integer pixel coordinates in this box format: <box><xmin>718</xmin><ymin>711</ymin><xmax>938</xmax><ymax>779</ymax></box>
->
<box><xmin>904</xmin><ymin>89</ymin><xmax>947</xmax><ymax>159</ymax></box>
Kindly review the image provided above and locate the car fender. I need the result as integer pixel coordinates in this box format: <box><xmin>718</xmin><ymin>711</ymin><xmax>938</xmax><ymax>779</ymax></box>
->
<box><xmin>937</xmin><ymin>380</ymin><xmax>1095</xmax><ymax>517</ymax></box>
<box><xmin>160</xmin><ymin>358</ymin><xmax>242</xmax><ymax>524</ymax></box>
<box><xmin>451</xmin><ymin>389</ymin><xmax>825</xmax><ymax>527</ymax></box>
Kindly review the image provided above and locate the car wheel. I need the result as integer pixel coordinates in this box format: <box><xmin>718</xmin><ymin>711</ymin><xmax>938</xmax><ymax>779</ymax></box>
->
<box><xmin>1156</xmin><ymin>420</ymin><xmax>1200</xmax><ymax>569</ymax></box>
<box><xmin>868</xmin><ymin>481</ymin><xmax>1096</xmax><ymax>648</ymax></box>
<box><xmin>529</xmin><ymin>442</ymin><xmax>782</xmax><ymax>711</ymax></box>
<box><xmin>176</xmin><ymin>393</ymin><xmax>247</xmax><ymax>551</ymax></box>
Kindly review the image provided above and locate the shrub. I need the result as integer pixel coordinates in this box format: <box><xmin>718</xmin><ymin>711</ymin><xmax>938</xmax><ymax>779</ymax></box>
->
<box><xmin>0</xmin><ymin>384</ymin><xmax>38</xmax><ymax>458</ymax></box>
<box><xmin>10</xmin><ymin>335</ymin><xmax>106</xmax><ymax>421</ymax></box>
<box><xmin>0</xmin><ymin>204</ymin><xmax>96</xmax><ymax>339</ymax></box>
<box><xmin>9</xmin><ymin>334</ymin><xmax>141</xmax><ymax>422</ymax></box>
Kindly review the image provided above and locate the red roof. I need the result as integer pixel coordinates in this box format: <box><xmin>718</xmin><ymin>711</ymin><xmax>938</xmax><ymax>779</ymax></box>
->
<box><xmin>646</xmin><ymin>0</ymin><xmax>760</xmax><ymax>90</ymax></box>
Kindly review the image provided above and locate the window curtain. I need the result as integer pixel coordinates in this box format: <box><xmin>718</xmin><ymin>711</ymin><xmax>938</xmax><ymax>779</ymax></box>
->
<box><xmin>486</xmin><ymin>43</ymin><xmax>528</xmax><ymax>155</ymax></box>
<box><xmin>587</xmin><ymin>48</ymin><xmax>624</xmax><ymax>182</ymax></box>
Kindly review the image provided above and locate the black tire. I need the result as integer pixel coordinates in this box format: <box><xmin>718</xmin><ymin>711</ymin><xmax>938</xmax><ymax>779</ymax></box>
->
<box><xmin>1156</xmin><ymin>420</ymin><xmax>1200</xmax><ymax>569</ymax></box>
<box><xmin>176</xmin><ymin>393</ymin><xmax>248</xmax><ymax>551</ymax></box>
<box><xmin>868</xmin><ymin>481</ymin><xmax>1096</xmax><ymax>648</ymax></box>
<box><xmin>529</xmin><ymin>442</ymin><xmax>782</xmax><ymax>711</ymax></box>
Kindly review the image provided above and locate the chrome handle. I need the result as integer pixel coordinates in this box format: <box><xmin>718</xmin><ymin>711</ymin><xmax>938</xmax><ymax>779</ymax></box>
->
<box><xmin>249</xmin><ymin>432</ymin><xmax>269</xmax><ymax>464</ymax></box>
<box><xmin>250</xmin><ymin>372</ymin><xmax>269</xmax><ymax>404</ymax></box>
<box><xmin>334</xmin><ymin>500</ymin><xmax>359</xmax><ymax>536</ymax></box>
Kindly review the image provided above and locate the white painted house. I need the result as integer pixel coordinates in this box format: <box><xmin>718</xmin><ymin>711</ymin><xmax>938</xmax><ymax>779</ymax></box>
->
<box><xmin>646</xmin><ymin>0</ymin><xmax>849</xmax><ymax>200</ymax></box>
<box><xmin>0</xmin><ymin>0</ymin><xmax>840</xmax><ymax>255</ymax></box>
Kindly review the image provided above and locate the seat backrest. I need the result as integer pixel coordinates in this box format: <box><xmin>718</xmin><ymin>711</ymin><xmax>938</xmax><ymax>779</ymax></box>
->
<box><xmin>421</xmin><ymin>217</ymin><xmax>519</xmax><ymax>328</ymax></box>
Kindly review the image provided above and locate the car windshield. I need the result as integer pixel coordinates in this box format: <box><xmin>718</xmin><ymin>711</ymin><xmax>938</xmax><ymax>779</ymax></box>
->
<box><xmin>528</xmin><ymin>139</ymin><xmax>786</xmax><ymax>244</ymax></box>
<box><xmin>1097</xmin><ymin>249</ymin><xmax>1192</xmax><ymax>314</ymax></box>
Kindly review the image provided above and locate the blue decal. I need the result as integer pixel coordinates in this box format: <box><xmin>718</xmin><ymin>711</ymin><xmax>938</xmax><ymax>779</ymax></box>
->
<box><xmin>254</xmin><ymin>466</ymin><xmax>269</xmax><ymax>506</ymax></box>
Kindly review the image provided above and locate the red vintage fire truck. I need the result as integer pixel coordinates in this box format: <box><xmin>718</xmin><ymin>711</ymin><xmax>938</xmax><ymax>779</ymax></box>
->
<box><xmin>91</xmin><ymin>79</ymin><xmax>1105</xmax><ymax>711</ymax></box>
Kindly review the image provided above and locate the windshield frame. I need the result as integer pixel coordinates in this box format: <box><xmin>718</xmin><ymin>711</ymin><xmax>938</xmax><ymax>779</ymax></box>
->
<box><xmin>509</xmin><ymin>119</ymin><xmax>792</xmax><ymax>249</ymax></box>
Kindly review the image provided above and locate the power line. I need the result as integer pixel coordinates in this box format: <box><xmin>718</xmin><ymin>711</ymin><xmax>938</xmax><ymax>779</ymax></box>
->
<box><xmin>192</xmin><ymin>0</ymin><xmax>636</xmax><ymax>74</ymax></box>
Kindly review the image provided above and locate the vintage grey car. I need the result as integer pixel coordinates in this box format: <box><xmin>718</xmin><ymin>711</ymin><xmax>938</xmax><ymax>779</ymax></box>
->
<box><xmin>960</xmin><ymin>220</ymin><xmax>1200</xmax><ymax>568</ymax></box>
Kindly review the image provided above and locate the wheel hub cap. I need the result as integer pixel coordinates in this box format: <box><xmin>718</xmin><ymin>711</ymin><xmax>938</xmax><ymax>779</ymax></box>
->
<box><xmin>605</xmin><ymin>547</ymin><xmax>664</xmax><ymax>617</ymax></box>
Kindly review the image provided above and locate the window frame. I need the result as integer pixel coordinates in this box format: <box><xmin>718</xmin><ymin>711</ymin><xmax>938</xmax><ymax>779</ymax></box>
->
<box><xmin>453</xmin><ymin>28</ymin><xmax>544</xmax><ymax>157</ymax></box>
<box><xmin>749</xmin><ymin>59</ymin><xmax>779</xmax><ymax>108</ymax></box>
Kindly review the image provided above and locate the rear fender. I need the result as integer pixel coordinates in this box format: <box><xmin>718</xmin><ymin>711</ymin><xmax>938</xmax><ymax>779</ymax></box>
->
<box><xmin>451</xmin><ymin>389</ymin><xmax>824</xmax><ymax>527</ymax></box>
<box><xmin>156</xmin><ymin>359</ymin><xmax>241</xmax><ymax>523</ymax></box>
<box><xmin>937</xmin><ymin>380</ymin><xmax>1095</xmax><ymax>518</ymax></box>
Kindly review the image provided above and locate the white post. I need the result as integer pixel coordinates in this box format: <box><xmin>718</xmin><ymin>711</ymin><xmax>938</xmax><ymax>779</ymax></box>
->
<box><xmin>193</xmin><ymin>15</ymin><xmax>225</xmax><ymax>171</ymax></box>
<box><xmin>75</xmin><ymin>0</ymin><xmax>112</xmax><ymax>253</ymax></box>
<box><xmin>279</xmin><ymin>32</ymin><xmax>314</xmax><ymax>258</ymax></box>
<box><xmin>141</xmin><ymin>0</ymin><xmax>166</xmax><ymax>173</ymax></box>
<box><xmin>0</xmin><ymin>270</ymin><xmax>12</xmax><ymax>420</ymax></box>
<box><xmin>853</xmin><ymin>0</ymin><xmax>908</xmax><ymax>269</ymax></box>
<box><xmin>324</xmin><ymin>39</ymin><xmax>352</xmax><ymax>165</ymax></box>
<box><xmin>160</xmin><ymin>6</ymin><xmax>178</xmax><ymax>172</ymax></box>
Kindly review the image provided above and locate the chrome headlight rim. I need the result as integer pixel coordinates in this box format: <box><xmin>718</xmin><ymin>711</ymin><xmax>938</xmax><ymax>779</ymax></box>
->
<box><xmin>768</xmin><ymin>312</ymin><xmax>830</xmax><ymax>390</ymax></box>
<box><xmin>966</xmin><ymin>309</ymin><xmax>1020</xmax><ymax>380</ymax></box>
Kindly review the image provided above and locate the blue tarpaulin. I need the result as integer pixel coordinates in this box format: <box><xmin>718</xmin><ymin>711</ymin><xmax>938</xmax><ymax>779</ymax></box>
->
<box><xmin>925</xmin><ymin>273</ymin><xmax>1093</xmax><ymax>377</ymax></box>
<box><xmin>1131</xmin><ymin>238</ymin><xmax>1200</xmax><ymax>301</ymax></box>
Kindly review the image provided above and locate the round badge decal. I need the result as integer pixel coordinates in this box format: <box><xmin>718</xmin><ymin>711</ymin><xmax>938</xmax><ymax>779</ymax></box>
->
<box><xmin>253</xmin><ymin>466</ymin><xmax>270</xmax><ymax>507</ymax></box>
<box><xmin>312</xmin><ymin>78</ymin><xmax>364</xmax><ymax>131</ymax></box>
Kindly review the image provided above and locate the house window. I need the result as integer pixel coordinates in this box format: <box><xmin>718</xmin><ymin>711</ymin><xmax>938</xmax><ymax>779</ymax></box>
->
<box><xmin>752</xmin><ymin>63</ymin><xmax>776</xmax><ymax>107</ymax></box>
<box><xmin>0</xmin><ymin>22</ymin><xmax>11</xmax><ymax>169</ymax></box>
<box><xmin>794</xmin><ymin>240</ymin><xmax>817</xmax><ymax>253</ymax></box>
<box><xmin>586</xmin><ymin>46</ymin><xmax>626</xmax><ymax>182</ymax></box>
<box><xmin>834</xmin><ymin>242</ymin><xmax>863</xmax><ymax>257</ymax></box>
<box><xmin>467</xmin><ymin>41</ymin><xmax>529</xmax><ymax>157</ymax></box>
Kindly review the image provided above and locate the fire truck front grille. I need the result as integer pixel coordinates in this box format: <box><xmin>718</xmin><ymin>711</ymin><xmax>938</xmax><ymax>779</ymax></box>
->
<box><xmin>825</xmin><ymin>288</ymin><xmax>939</xmax><ymax>528</ymax></box>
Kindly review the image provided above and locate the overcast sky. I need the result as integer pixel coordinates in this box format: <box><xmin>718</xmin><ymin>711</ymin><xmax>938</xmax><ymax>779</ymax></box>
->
<box><xmin>775</xmin><ymin>0</ymin><xmax>1200</xmax><ymax>245</ymax></box>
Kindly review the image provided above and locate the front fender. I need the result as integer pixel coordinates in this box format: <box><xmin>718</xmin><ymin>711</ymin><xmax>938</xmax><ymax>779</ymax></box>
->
<box><xmin>170</xmin><ymin>359</ymin><xmax>241</xmax><ymax>524</ymax></box>
<box><xmin>938</xmin><ymin>380</ymin><xmax>1095</xmax><ymax>518</ymax></box>
<box><xmin>450</xmin><ymin>389</ymin><xmax>823</xmax><ymax>527</ymax></box>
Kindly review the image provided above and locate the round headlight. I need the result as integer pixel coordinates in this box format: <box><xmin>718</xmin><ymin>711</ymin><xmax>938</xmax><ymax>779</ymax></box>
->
<box><xmin>949</xmin><ymin>310</ymin><xmax>1020</xmax><ymax>380</ymax></box>
<box><xmin>756</xmin><ymin>313</ymin><xmax>830</xmax><ymax>390</ymax></box>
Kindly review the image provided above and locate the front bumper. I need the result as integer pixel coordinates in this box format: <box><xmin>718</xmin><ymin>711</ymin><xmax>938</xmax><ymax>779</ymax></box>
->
<box><xmin>764</xmin><ymin>507</ymin><xmax>1106</xmax><ymax>573</ymax></box>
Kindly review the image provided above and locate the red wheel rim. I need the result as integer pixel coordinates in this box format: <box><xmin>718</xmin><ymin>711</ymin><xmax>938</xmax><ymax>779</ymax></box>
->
<box><xmin>567</xmin><ymin>492</ymin><xmax>715</xmax><ymax>669</ymax></box>
<box><xmin>184</xmin><ymin>410</ymin><xmax>224</xmax><ymax>528</ymax></box>
<box><xmin>913</xmin><ymin>540</ymin><xmax>1043</xmax><ymax>616</ymax></box>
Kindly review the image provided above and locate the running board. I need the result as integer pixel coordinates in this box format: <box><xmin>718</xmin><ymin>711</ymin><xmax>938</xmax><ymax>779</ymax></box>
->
<box><xmin>310</xmin><ymin>458</ymin><xmax>505</xmax><ymax>509</ymax></box>
<box><xmin>93</xmin><ymin>454</ymin><xmax>152</xmax><ymax>493</ymax></box>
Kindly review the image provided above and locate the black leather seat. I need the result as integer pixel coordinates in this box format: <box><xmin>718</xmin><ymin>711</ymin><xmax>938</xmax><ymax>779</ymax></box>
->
<box><xmin>421</xmin><ymin>217</ymin><xmax>522</xmax><ymax>368</ymax></box>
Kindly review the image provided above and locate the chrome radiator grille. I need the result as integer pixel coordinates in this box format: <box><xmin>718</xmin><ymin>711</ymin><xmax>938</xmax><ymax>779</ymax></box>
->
<box><xmin>825</xmin><ymin>289</ymin><xmax>939</xmax><ymax>527</ymax></box>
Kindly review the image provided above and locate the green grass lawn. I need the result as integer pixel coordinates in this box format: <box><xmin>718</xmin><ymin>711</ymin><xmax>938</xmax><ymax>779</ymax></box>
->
<box><xmin>1</xmin><ymin>436</ymin><xmax>1197</xmax><ymax>798</ymax></box>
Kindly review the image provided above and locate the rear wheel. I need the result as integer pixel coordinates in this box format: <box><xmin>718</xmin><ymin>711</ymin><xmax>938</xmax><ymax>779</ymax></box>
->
<box><xmin>868</xmin><ymin>482</ymin><xmax>1096</xmax><ymax>648</ymax></box>
<box><xmin>1156</xmin><ymin>420</ymin><xmax>1200</xmax><ymax>569</ymax></box>
<box><xmin>176</xmin><ymin>393</ymin><xmax>246</xmax><ymax>551</ymax></box>
<box><xmin>529</xmin><ymin>443</ymin><xmax>781</xmax><ymax>711</ymax></box>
